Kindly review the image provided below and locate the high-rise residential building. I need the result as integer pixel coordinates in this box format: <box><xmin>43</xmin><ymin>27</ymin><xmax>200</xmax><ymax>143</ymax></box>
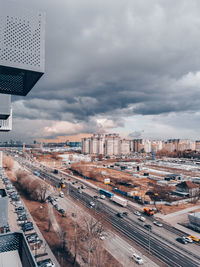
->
<box><xmin>195</xmin><ymin>141</ymin><xmax>200</xmax><ymax>151</ymax></box>
<box><xmin>151</xmin><ymin>140</ymin><xmax>163</xmax><ymax>152</ymax></box>
<box><xmin>131</xmin><ymin>139</ymin><xmax>151</xmax><ymax>153</ymax></box>
<box><xmin>82</xmin><ymin>138</ymin><xmax>90</xmax><ymax>154</ymax></box>
<box><xmin>82</xmin><ymin>133</ymin><xmax>131</xmax><ymax>156</ymax></box>
<box><xmin>120</xmin><ymin>139</ymin><xmax>130</xmax><ymax>155</ymax></box>
<box><xmin>164</xmin><ymin>139</ymin><xmax>196</xmax><ymax>152</ymax></box>
<box><xmin>104</xmin><ymin>134</ymin><xmax>120</xmax><ymax>156</ymax></box>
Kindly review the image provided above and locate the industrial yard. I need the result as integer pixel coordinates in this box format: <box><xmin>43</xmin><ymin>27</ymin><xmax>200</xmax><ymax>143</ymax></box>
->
<box><xmin>27</xmin><ymin>149</ymin><xmax>200</xmax><ymax>219</ymax></box>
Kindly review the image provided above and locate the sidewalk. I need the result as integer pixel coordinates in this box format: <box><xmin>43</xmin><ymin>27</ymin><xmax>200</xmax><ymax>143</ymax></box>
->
<box><xmin>157</xmin><ymin>205</ymin><xmax>200</xmax><ymax>220</ymax></box>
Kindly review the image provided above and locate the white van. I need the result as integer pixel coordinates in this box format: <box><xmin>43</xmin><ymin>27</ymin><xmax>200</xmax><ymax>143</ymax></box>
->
<box><xmin>59</xmin><ymin>191</ymin><xmax>64</xmax><ymax>198</ymax></box>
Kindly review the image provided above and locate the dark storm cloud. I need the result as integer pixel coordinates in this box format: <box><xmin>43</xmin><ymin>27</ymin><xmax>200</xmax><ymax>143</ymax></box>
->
<box><xmin>6</xmin><ymin>0</ymin><xmax>200</xmax><ymax>139</ymax></box>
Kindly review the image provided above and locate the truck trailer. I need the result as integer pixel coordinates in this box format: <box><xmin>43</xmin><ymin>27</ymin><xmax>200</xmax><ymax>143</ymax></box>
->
<box><xmin>111</xmin><ymin>195</ymin><xmax>128</xmax><ymax>207</ymax></box>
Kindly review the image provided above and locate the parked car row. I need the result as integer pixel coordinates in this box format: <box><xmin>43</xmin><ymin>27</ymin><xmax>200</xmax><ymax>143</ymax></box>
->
<box><xmin>1</xmin><ymin>170</ymin><xmax>55</xmax><ymax>267</ymax></box>
<box><xmin>47</xmin><ymin>195</ymin><xmax>65</xmax><ymax>215</ymax></box>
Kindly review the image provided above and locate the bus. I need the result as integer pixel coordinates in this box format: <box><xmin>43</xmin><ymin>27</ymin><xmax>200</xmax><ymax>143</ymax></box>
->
<box><xmin>99</xmin><ymin>188</ymin><xmax>114</xmax><ymax>198</ymax></box>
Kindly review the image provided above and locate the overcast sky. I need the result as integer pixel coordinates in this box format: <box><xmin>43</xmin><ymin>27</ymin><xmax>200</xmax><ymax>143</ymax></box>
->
<box><xmin>2</xmin><ymin>0</ymin><xmax>200</xmax><ymax>142</ymax></box>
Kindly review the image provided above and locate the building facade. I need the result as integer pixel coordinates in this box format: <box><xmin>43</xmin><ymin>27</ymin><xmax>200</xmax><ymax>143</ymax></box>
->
<box><xmin>82</xmin><ymin>134</ymin><xmax>130</xmax><ymax>156</ymax></box>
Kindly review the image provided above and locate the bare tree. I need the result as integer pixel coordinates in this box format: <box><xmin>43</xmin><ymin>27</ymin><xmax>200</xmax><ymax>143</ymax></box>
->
<box><xmin>38</xmin><ymin>183</ymin><xmax>49</xmax><ymax>202</ymax></box>
<box><xmin>92</xmin><ymin>241</ymin><xmax>106</xmax><ymax>267</ymax></box>
<box><xmin>3</xmin><ymin>155</ymin><xmax>14</xmax><ymax>171</ymax></box>
<box><xmin>15</xmin><ymin>170</ymin><xmax>28</xmax><ymax>183</ymax></box>
<box><xmin>82</xmin><ymin>217</ymin><xmax>105</xmax><ymax>266</ymax></box>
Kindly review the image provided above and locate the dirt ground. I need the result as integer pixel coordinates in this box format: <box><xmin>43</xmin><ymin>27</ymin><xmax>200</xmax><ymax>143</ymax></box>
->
<box><xmin>156</xmin><ymin>203</ymin><xmax>197</xmax><ymax>215</ymax></box>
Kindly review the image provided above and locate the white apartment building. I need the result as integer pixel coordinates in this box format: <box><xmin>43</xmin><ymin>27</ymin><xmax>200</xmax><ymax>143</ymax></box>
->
<box><xmin>131</xmin><ymin>139</ymin><xmax>151</xmax><ymax>153</ymax></box>
<box><xmin>151</xmin><ymin>140</ymin><xmax>163</xmax><ymax>152</ymax></box>
<box><xmin>90</xmin><ymin>134</ymin><xmax>105</xmax><ymax>155</ymax></box>
<box><xmin>82</xmin><ymin>134</ymin><xmax>105</xmax><ymax>155</ymax></box>
<box><xmin>120</xmin><ymin>139</ymin><xmax>130</xmax><ymax>155</ymax></box>
<box><xmin>164</xmin><ymin>139</ymin><xmax>196</xmax><ymax>152</ymax></box>
<box><xmin>104</xmin><ymin>134</ymin><xmax>120</xmax><ymax>156</ymax></box>
<box><xmin>82</xmin><ymin>138</ymin><xmax>90</xmax><ymax>154</ymax></box>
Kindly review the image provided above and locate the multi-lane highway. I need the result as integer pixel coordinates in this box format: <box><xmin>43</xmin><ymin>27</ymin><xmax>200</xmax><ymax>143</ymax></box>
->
<box><xmin>10</xmin><ymin>153</ymin><xmax>200</xmax><ymax>267</ymax></box>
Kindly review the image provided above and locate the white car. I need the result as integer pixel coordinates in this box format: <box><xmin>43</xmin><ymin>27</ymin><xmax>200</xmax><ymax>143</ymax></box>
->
<box><xmin>99</xmin><ymin>235</ymin><xmax>105</xmax><ymax>240</ymax></box>
<box><xmin>100</xmin><ymin>195</ymin><xmax>105</xmax><ymax>199</ymax></box>
<box><xmin>153</xmin><ymin>220</ymin><xmax>163</xmax><ymax>227</ymax></box>
<box><xmin>183</xmin><ymin>236</ymin><xmax>193</xmax><ymax>243</ymax></box>
<box><xmin>134</xmin><ymin>211</ymin><xmax>141</xmax><ymax>216</ymax></box>
<box><xmin>138</xmin><ymin>216</ymin><xmax>145</xmax><ymax>222</ymax></box>
<box><xmin>132</xmin><ymin>253</ymin><xmax>144</xmax><ymax>265</ymax></box>
<box><xmin>59</xmin><ymin>191</ymin><xmax>64</xmax><ymax>198</ymax></box>
<box><xmin>89</xmin><ymin>201</ymin><xmax>95</xmax><ymax>207</ymax></box>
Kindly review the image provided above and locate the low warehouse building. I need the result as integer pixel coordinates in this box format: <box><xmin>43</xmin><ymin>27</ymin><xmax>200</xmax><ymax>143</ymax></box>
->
<box><xmin>188</xmin><ymin>212</ymin><xmax>200</xmax><ymax>232</ymax></box>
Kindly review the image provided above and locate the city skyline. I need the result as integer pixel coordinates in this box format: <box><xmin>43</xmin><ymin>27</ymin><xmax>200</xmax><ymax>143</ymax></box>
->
<box><xmin>1</xmin><ymin>0</ymin><xmax>200</xmax><ymax>142</ymax></box>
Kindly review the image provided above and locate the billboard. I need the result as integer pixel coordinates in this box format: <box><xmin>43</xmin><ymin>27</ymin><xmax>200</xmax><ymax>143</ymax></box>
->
<box><xmin>104</xmin><ymin>178</ymin><xmax>110</xmax><ymax>184</ymax></box>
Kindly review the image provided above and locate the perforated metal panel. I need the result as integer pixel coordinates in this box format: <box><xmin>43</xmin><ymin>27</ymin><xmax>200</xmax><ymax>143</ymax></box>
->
<box><xmin>0</xmin><ymin>3</ymin><xmax>45</xmax><ymax>96</ymax></box>
<box><xmin>0</xmin><ymin>232</ymin><xmax>37</xmax><ymax>267</ymax></box>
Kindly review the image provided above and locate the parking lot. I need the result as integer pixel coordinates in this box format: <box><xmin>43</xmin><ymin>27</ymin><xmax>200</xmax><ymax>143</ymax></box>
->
<box><xmin>0</xmin><ymin>168</ymin><xmax>60</xmax><ymax>267</ymax></box>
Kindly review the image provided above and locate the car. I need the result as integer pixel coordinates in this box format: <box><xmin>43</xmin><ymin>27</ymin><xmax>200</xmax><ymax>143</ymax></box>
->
<box><xmin>11</xmin><ymin>196</ymin><xmax>20</xmax><ymax>201</ymax></box>
<box><xmin>188</xmin><ymin>235</ymin><xmax>199</xmax><ymax>242</ymax></box>
<box><xmin>54</xmin><ymin>204</ymin><xmax>58</xmax><ymax>209</ymax></box>
<box><xmin>58</xmin><ymin>209</ymin><xmax>65</xmax><ymax>215</ymax></box>
<box><xmin>93</xmin><ymin>195</ymin><xmax>98</xmax><ymax>199</ymax></box>
<box><xmin>18</xmin><ymin>220</ymin><xmax>28</xmax><ymax>225</ymax></box>
<box><xmin>78</xmin><ymin>189</ymin><xmax>82</xmax><ymax>194</ymax></box>
<box><xmin>22</xmin><ymin>225</ymin><xmax>34</xmax><ymax>232</ymax></box>
<box><xmin>55</xmin><ymin>205</ymin><xmax>60</xmax><ymax>211</ymax></box>
<box><xmin>17</xmin><ymin>211</ymin><xmax>27</xmax><ymax>217</ymax></box>
<box><xmin>22</xmin><ymin>221</ymin><xmax>33</xmax><ymax>227</ymax></box>
<box><xmin>176</xmin><ymin>237</ymin><xmax>188</xmax><ymax>244</ymax></box>
<box><xmin>51</xmin><ymin>200</ymin><xmax>56</xmax><ymax>206</ymax></box>
<box><xmin>99</xmin><ymin>235</ymin><xmax>105</xmax><ymax>240</ymax></box>
<box><xmin>81</xmin><ymin>185</ymin><xmax>86</xmax><ymax>189</ymax></box>
<box><xmin>138</xmin><ymin>216</ymin><xmax>145</xmax><ymax>222</ymax></box>
<box><xmin>123</xmin><ymin>212</ymin><xmax>128</xmax><ymax>216</ymax></box>
<box><xmin>89</xmin><ymin>201</ymin><xmax>95</xmax><ymax>207</ymax></box>
<box><xmin>144</xmin><ymin>224</ymin><xmax>152</xmax><ymax>230</ymax></box>
<box><xmin>10</xmin><ymin>192</ymin><xmax>18</xmax><ymax>197</ymax></box>
<box><xmin>182</xmin><ymin>236</ymin><xmax>193</xmax><ymax>243</ymax></box>
<box><xmin>18</xmin><ymin>215</ymin><xmax>27</xmax><ymax>221</ymax></box>
<box><xmin>59</xmin><ymin>191</ymin><xmax>64</xmax><ymax>198</ymax></box>
<box><xmin>4</xmin><ymin>224</ymin><xmax>10</xmax><ymax>233</ymax></box>
<box><xmin>7</xmin><ymin>189</ymin><xmax>15</xmax><ymax>194</ymax></box>
<box><xmin>47</xmin><ymin>196</ymin><xmax>52</xmax><ymax>201</ymax></box>
<box><xmin>132</xmin><ymin>253</ymin><xmax>144</xmax><ymax>265</ymax></box>
<box><xmin>15</xmin><ymin>206</ymin><xmax>24</xmax><ymax>211</ymax></box>
<box><xmin>13</xmin><ymin>200</ymin><xmax>22</xmax><ymax>206</ymax></box>
<box><xmin>134</xmin><ymin>211</ymin><xmax>141</xmax><ymax>216</ymax></box>
<box><xmin>37</xmin><ymin>258</ymin><xmax>55</xmax><ymax>267</ymax></box>
<box><xmin>153</xmin><ymin>220</ymin><xmax>163</xmax><ymax>227</ymax></box>
<box><xmin>116</xmin><ymin>212</ymin><xmax>123</xmax><ymax>218</ymax></box>
<box><xmin>14</xmin><ymin>201</ymin><xmax>22</xmax><ymax>206</ymax></box>
<box><xmin>26</xmin><ymin>233</ymin><xmax>39</xmax><ymax>243</ymax></box>
<box><xmin>100</xmin><ymin>195</ymin><xmax>105</xmax><ymax>199</ymax></box>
